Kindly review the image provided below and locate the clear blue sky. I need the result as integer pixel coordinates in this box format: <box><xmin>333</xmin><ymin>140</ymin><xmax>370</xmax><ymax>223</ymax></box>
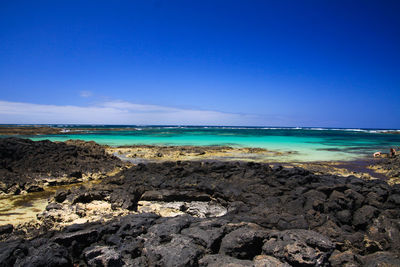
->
<box><xmin>0</xmin><ymin>0</ymin><xmax>399</xmax><ymax>128</ymax></box>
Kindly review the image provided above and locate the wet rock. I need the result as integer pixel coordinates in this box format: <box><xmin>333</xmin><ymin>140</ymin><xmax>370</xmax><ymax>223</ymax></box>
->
<box><xmin>54</xmin><ymin>190</ymin><xmax>68</xmax><ymax>203</ymax></box>
<box><xmin>7</xmin><ymin>184</ymin><xmax>21</xmax><ymax>195</ymax></box>
<box><xmin>45</xmin><ymin>203</ymin><xmax>63</xmax><ymax>211</ymax></box>
<box><xmin>26</xmin><ymin>184</ymin><xmax>44</xmax><ymax>193</ymax></box>
<box><xmin>0</xmin><ymin>182</ymin><xmax>7</xmax><ymax>193</ymax></box>
<box><xmin>69</xmin><ymin>171</ymin><xmax>82</xmax><ymax>178</ymax></box>
<box><xmin>70</xmin><ymin>189</ymin><xmax>108</xmax><ymax>204</ymax></box>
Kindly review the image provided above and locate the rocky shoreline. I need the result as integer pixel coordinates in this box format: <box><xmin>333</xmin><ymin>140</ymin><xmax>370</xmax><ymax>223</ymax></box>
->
<box><xmin>107</xmin><ymin>145</ymin><xmax>297</xmax><ymax>163</ymax></box>
<box><xmin>0</xmin><ymin>138</ymin><xmax>124</xmax><ymax>196</ymax></box>
<box><xmin>107</xmin><ymin>145</ymin><xmax>396</xmax><ymax>182</ymax></box>
<box><xmin>369</xmin><ymin>155</ymin><xmax>400</xmax><ymax>185</ymax></box>
<box><xmin>1</xmin><ymin>138</ymin><xmax>400</xmax><ymax>266</ymax></box>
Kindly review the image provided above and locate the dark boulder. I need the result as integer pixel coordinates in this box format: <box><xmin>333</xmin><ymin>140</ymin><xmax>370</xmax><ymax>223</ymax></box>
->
<box><xmin>115</xmin><ymin>213</ymin><xmax>159</xmax><ymax>239</ymax></box>
<box><xmin>219</xmin><ymin>226</ymin><xmax>268</xmax><ymax>260</ymax></box>
<box><xmin>84</xmin><ymin>245</ymin><xmax>124</xmax><ymax>267</ymax></box>
<box><xmin>0</xmin><ymin>138</ymin><xmax>123</xmax><ymax>192</ymax></box>
<box><xmin>329</xmin><ymin>250</ymin><xmax>361</xmax><ymax>267</ymax></box>
<box><xmin>70</xmin><ymin>189</ymin><xmax>108</xmax><ymax>204</ymax></box>
<box><xmin>143</xmin><ymin>234</ymin><xmax>205</xmax><ymax>267</ymax></box>
<box><xmin>52</xmin><ymin>227</ymin><xmax>99</xmax><ymax>253</ymax></box>
<box><xmin>336</xmin><ymin>209</ymin><xmax>352</xmax><ymax>225</ymax></box>
<box><xmin>45</xmin><ymin>203</ymin><xmax>63</xmax><ymax>211</ymax></box>
<box><xmin>262</xmin><ymin>229</ymin><xmax>335</xmax><ymax>266</ymax></box>
<box><xmin>14</xmin><ymin>242</ymin><xmax>70</xmax><ymax>267</ymax></box>
<box><xmin>145</xmin><ymin>215</ymin><xmax>194</xmax><ymax>242</ymax></box>
<box><xmin>352</xmin><ymin>205</ymin><xmax>378</xmax><ymax>229</ymax></box>
<box><xmin>141</xmin><ymin>189</ymin><xmax>211</xmax><ymax>202</ymax></box>
<box><xmin>362</xmin><ymin>252</ymin><xmax>400</xmax><ymax>267</ymax></box>
<box><xmin>69</xmin><ymin>171</ymin><xmax>82</xmax><ymax>178</ymax></box>
<box><xmin>181</xmin><ymin>219</ymin><xmax>226</xmax><ymax>253</ymax></box>
<box><xmin>199</xmin><ymin>254</ymin><xmax>253</xmax><ymax>267</ymax></box>
<box><xmin>1</xmin><ymin>161</ymin><xmax>400</xmax><ymax>266</ymax></box>
<box><xmin>25</xmin><ymin>184</ymin><xmax>44</xmax><ymax>193</ymax></box>
<box><xmin>54</xmin><ymin>190</ymin><xmax>68</xmax><ymax>203</ymax></box>
<box><xmin>0</xmin><ymin>240</ymin><xmax>28</xmax><ymax>267</ymax></box>
<box><xmin>253</xmin><ymin>255</ymin><xmax>291</xmax><ymax>267</ymax></box>
<box><xmin>0</xmin><ymin>224</ymin><xmax>13</xmax><ymax>235</ymax></box>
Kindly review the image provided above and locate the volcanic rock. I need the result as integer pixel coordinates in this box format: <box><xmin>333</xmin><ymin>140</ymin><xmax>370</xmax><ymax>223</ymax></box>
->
<box><xmin>0</xmin><ymin>137</ymin><xmax>122</xmax><ymax>193</ymax></box>
<box><xmin>1</xmin><ymin>158</ymin><xmax>400</xmax><ymax>266</ymax></box>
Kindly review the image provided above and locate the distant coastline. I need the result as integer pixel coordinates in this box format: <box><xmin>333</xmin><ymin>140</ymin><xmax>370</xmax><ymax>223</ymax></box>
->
<box><xmin>1</xmin><ymin>124</ymin><xmax>400</xmax><ymax>134</ymax></box>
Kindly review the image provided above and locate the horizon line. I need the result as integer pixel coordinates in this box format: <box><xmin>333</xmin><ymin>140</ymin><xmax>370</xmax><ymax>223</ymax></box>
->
<box><xmin>0</xmin><ymin>124</ymin><xmax>399</xmax><ymax>131</ymax></box>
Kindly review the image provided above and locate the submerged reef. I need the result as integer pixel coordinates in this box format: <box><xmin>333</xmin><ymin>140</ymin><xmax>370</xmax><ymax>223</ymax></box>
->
<box><xmin>107</xmin><ymin>145</ymin><xmax>295</xmax><ymax>163</ymax></box>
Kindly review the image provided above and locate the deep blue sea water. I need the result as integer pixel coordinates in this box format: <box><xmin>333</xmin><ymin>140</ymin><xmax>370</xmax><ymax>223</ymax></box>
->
<box><xmin>4</xmin><ymin>125</ymin><xmax>399</xmax><ymax>162</ymax></box>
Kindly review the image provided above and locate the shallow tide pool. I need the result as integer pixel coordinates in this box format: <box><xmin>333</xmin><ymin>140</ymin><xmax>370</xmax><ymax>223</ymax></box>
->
<box><xmin>27</xmin><ymin>126</ymin><xmax>400</xmax><ymax>162</ymax></box>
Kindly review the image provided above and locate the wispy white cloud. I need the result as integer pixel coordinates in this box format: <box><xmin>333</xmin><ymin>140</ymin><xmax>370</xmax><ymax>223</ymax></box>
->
<box><xmin>79</xmin><ymin>91</ymin><xmax>93</xmax><ymax>98</ymax></box>
<box><xmin>0</xmin><ymin>100</ymin><xmax>260</xmax><ymax>125</ymax></box>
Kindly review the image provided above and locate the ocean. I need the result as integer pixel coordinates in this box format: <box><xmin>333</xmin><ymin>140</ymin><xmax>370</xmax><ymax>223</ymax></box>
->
<box><xmin>18</xmin><ymin>125</ymin><xmax>400</xmax><ymax>162</ymax></box>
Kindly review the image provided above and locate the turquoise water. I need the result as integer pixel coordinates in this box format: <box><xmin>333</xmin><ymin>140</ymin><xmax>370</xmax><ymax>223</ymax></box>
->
<box><xmin>20</xmin><ymin>126</ymin><xmax>400</xmax><ymax>162</ymax></box>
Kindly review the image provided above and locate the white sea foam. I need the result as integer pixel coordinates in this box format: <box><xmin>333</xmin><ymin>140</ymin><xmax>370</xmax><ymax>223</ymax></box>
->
<box><xmin>11</xmin><ymin>124</ymin><xmax>399</xmax><ymax>133</ymax></box>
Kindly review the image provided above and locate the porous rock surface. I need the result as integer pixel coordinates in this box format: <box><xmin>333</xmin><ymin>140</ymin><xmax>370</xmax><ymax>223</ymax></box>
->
<box><xmin>1</xmin><ymin>160</ymin><xmax>400</xmax><ymax>266</ymax></box>
<box><xmin>371</xmin><ymin>154</ymin><xmax>400</xmax><ymax>185</ymax></box>
<box><xmin>0</xmin><ymin>138</ymin><xmax>122</xmax><ymax>194</ymax></box>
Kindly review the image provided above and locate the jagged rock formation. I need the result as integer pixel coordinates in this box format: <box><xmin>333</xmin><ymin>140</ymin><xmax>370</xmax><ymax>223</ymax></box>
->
<box><xmin>371</xmin><ymin>154</ymin><xmax>400</xmax><ymax>185</ymax></box>
<box><xmin>0</xmin><ymin>138</ymin><xmax>123</xmax><ymax>195</ymax></box>
<box><xmin>1</xmin><ymin>160</ymin><xmax>399</xmax><ymax>266</ymax></box>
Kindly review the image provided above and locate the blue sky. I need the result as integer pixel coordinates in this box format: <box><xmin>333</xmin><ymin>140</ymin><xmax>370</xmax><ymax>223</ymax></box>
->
<box><xmin>0</xmin><ymin>0</ymin><xmax>399</xmax><ymax>128</ymax></box>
